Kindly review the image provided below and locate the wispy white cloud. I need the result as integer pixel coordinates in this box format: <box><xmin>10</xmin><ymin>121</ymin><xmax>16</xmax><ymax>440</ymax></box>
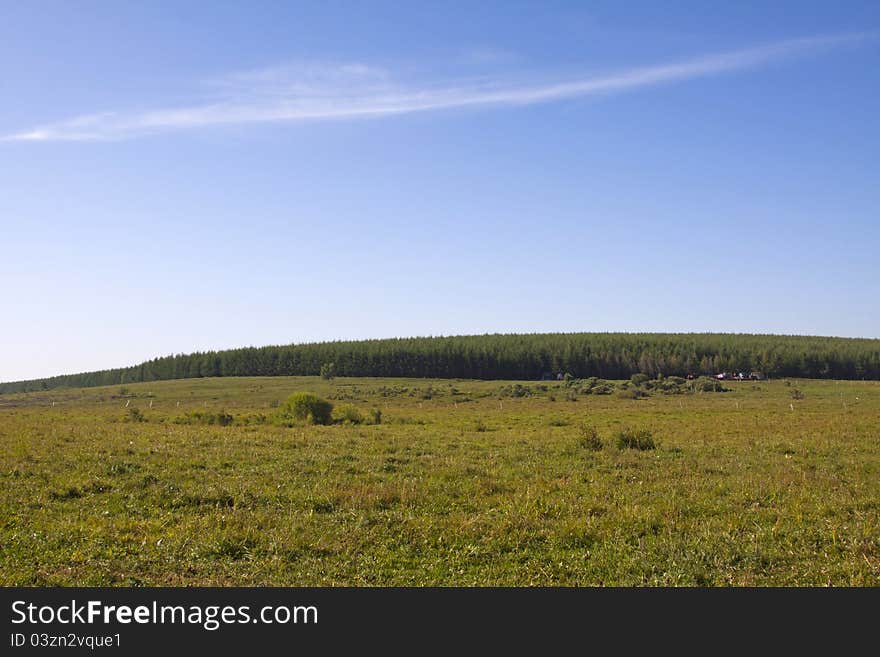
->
<box><xmin>2</xmin><ymin>33</ymin><xmax>872</xmax><ymax>142</ymax></box>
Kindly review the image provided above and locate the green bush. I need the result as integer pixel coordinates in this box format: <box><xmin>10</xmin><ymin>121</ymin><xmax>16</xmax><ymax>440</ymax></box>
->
<box><xmin>692</xmin><ymin>377</ymin><xmax>729</xmax><ymax>393</ymax></box>
<box><xmin>124</xmin><ymin>407</ymin><xmax>146</xmax><ymax>423</ymax></box>
<box><xmin>630</xmin><ymin>373</ymin><xmax>650</xmax><ymax>386</ymax></box>
<box><xmin>370</xmin><ymin>408</ymin><xmax>382</xmax><ymax>425</ymax></box>
<box><xmin>578</xmin><ymin>425</ymin><xmax>604</xmax><ymax>451</ymax></box>
<box><xmin>280</xmin><ymin>392</ymin><xmax>333</xmax><ymax>425</ymax></box>
<box><xmin>334</xmin><ymin>404</ymin><xmax>364</xmax><ymax>424</ymax></box>
<box><xmin>616</xmin><ymin>427</ymin><xmax>656</xmax><ymax>451</ymax></box>
<box><xmin>581</xmin><ymin>378</ymin><xmax>615</xmax><ymax>395</ymax></box>
<box><xmin>211</xmin><ymin>411</ymin><xmax>233</xmax><ymax>426</ymax></box>
<box><xmin>498</xmin><ymin>384</ymin><xmax>531</xmax><ymax>398</ymax></box>
<box><xmin>616</xmin><ymin>388</ymin><xmax>648</xmax><ymax>400</ymax></box>
<box><xmin>320</xmin><ymin>362</ymin><xmax>336</xmax><ymax>380</ymax></box>
<box><xmin>174</xmin><ymin>410</ymin><xmax>234</xmax><ymax>426</ymax></box>
<box><xmin>647</xmin><ymin>378</ymin><xmax>688</xmax><ymax>394</ymax></box>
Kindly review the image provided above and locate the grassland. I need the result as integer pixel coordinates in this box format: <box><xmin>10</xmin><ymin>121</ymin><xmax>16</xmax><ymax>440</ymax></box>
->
<box><xmin>1</xmin><ymin>376</ymin><xmax>878</xmax><ymax>586</ymax></box>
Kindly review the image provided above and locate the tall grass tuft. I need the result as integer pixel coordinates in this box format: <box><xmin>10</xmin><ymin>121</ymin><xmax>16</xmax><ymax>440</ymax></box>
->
<box><xmin>616</xmin><ymin>427</ymin><xmax>656</xmax><ymax>451</ymax></box>
<box><xmin>578</xmin><ymin>424</ymin><xmax>604</xmax><ymax>451</ymax></box>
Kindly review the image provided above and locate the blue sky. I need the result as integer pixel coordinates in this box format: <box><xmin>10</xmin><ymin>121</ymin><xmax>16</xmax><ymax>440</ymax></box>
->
<box><xmin>1</xmin><ymin>1</ymin><xmax>878</xmax><ymax>382</ymax></box>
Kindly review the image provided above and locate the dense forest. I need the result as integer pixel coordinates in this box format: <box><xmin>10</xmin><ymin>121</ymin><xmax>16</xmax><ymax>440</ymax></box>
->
<box><xmin>2</xmin><ymin>333</ymin><xmax>879</xmax><ymax>393</ymax></box>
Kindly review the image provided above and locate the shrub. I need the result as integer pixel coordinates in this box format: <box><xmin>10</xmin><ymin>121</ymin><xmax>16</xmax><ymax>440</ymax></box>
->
<box><xmin>239</xmin><ymin>413</ymin><xmax>268</xmax><ymax>426</ymax></box>
<box><xmin>174</xmin><ymin>410</ymin><xmax>234</xmax><ymax>426</ymax></box>
<box><xmin>582</xmin><ymin>379</ymin><xmax>615</xmax><ymax>395</ymax></box>
<box><xmin>790</xmin><ymin>389</ymin><xmax>805</xmax><ymax>400</ymax></box>
<box><xmin>212</xmin><ymin>411</ymin><xmax>234</xmax><ymax>426</ymax></box>
<box><xmin>124</xmin><ymin>407</ymin><xmax>146</xmax><ymax>423</ymax></box>
<box><xmin>692</xmin><ymin>377</ymin><xmax>729</xmax><ymax>393</ymax></box>
<box><xmin>616</xmin><ymin>427</ymin><xmax>656</xmax><ymax>451</ymax></box>
<box><xmin>648</xmin><ymin>378</ymin><xmax>688</xmax><ymax>394</ymax></box>
<box><xmin>320</xmin><ymin>362</ymin><xmax>336</xmax><ymax>380</ymax></box>
<box><xmin>578</xmin><ymin>425</ymin><xmax>604</xmax><ymax>451</ymax></box>
<box><xmin>498</xmin><ymin>384</ymin><xmax>531</xmax><ymax>398</ymax></box>
<box><xmin>616</xmin><ymin>388</ymin><xmax>648</xmax><ymax>400</ymax></box>
<box><xmin>630</xmin><ymin>373</ymin><xmax>650</xmax><ymax>386</ymax></box>
<box><xmin>369</xmin><ymin>408</ymin><xmax>382</xmax><ymax>425</ymax></box>
<box><xmin>280</xmin><ymin>392</ymin><xmax>333</xmax><ymax>425</ymax></box>
<box><xmin>334</xmin><ymin>404</ymin><xmax>364</xmax><ymax>424</ymax></box>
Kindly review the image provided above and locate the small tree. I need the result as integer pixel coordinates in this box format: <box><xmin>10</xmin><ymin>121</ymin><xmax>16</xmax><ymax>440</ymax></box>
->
<box><xmin>320</xmin><ymin>362</ymin><xmax>336</xmax><ymax>380</ymax></box>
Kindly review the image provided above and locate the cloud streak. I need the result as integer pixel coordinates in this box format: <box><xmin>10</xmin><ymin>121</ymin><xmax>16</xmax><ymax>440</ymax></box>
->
<box><xmin>3</xmin><ymin>33</ymin><xmax>871</xmax><ymax>142</ymax></box>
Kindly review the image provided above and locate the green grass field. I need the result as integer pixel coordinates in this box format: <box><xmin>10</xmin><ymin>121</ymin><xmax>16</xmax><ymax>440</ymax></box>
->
<box><xmin>1</xmin><ymin>375</ymin><xmax>878</xmax><ymax>586</ymax></box>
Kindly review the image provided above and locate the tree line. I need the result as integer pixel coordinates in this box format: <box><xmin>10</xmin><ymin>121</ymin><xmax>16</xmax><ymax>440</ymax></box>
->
<box><xmin>2</xmin><ymin>332</ymin><xmax>879</xmax><ymax>393</ymax></box>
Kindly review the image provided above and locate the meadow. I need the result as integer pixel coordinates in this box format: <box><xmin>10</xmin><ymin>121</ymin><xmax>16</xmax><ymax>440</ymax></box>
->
<box><xmin>1</xmin><ymin>375</ymin><xmax>878</xmax><ymax>586</ymax></box>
